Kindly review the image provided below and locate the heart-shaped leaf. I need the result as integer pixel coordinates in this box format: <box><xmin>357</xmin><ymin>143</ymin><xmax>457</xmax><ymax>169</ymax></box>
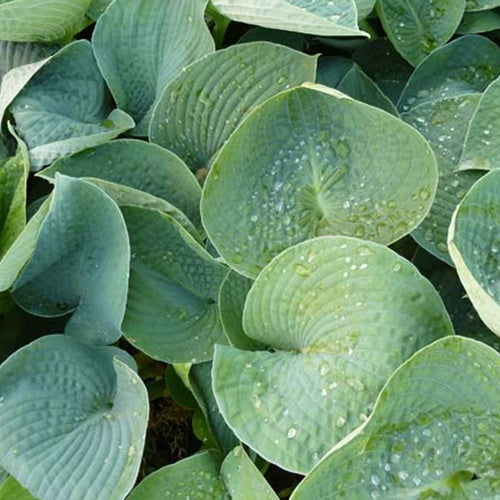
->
<box><xmin>210</xmin><ymin>0</ymin><xmax>367</xmax><ymax>37</ymax></box>
<box><xmin>202</xmin><ymin>84</ymin><xmax>438</xmax><ymax>278</ymax></box>
<box><xmin>38</xmin><ymin>139</ymin><xmax>202</xmax><ymax>230</ymax></box>
<box><xmin>12</xmin><ymin>174</ymin><xmax>130</xmax><ymax>345</ymax></box>
<box><xmin>150</xmin><ymin>42</ymin><xmax>317</xmax><ymax>171</ymax></box>
<box><xmin>9</xmin><ymin>41</ymin><xmax>134</xmax><ymax>169</ymax></box>
<box><xmin>0</xmin><ymin>335</ymin><xmax>149</xmax><ymax>500</ymax></box>
<box><xmin>213</xmin><ymin>236</ymin><xmax>453</xmax><ymax>473</ymax></box>
<box><xmin>0</xmin><ymin>0</ymin><xmax>90</xmax><ymax>42</ymax></box>
<box><xmin>292</xmin><ymin>336</ymin><xmax>500</xmax><ymax>499</ymax></box>
<box><xmin>376</xmin><ymin>0</ymin><xmax>466</xmax><ymax>66</ymax></box>
<box><xmin>448</xmin><ymin>170</ymin><xmax>500</xmax><ymax>336</ymax></box>
<box><xmin>460</xmin><ymin>76</ymin><xmax>500</xmax><ymax>170</ymax></box>
<box><xmin>122</xmin><ymin>205</ymin><xmax>229</xmax><ymax>364</ymax></box>
<box><xmin>129</xmin><ymin>447</ymin><xmax>277</xmax><ymax>499</ymax></box>
<box><xmin>93</xmin><ymin>0</ymin><xmax>214</xmax><ymax>136</ymax></box>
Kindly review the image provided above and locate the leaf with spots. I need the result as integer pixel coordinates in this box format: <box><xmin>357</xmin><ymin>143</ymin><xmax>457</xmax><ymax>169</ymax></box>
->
<box><xmin>376</xmin><ymin>0</ymin><xmax>466</xmax><ymax>66</ymax></box>
<box><xmin>448</xmin><ymin>170</ymin><xmax>500</xmax><ymax>337</ymax></box>
<box><xmin>0</xmin><ymin>335</ymin><xmax>149</xmax><ymax>500</ymax></box>
<box><xmin>213</xmin><ymin>237</ymin><xmax>453</xmax><ymax>473</ymax></box>
<box><xmin>292</xmin><ymin>336</ymin><xmax>500</xmax><ymax>499</ymax></box>
<box><xmin>122</xmin><ymin>206</ymin><xmax>229</xmax><ymax>364</ymax></box>
<box><xmin>150</xmin><ymin>42</ymin><xmax>317</xmax><ymax>171</ymax></box>
<box><xmin>8</xmin><ymin>40</ymin><xmax>134</xmax><ymax>169</ymax></box>
<box><xmin>210</xmin><ymin>0</ymin><xmax>367</xmax><ymax>37</ymax></box>
<box><xmin>93</xmin><ymin>0</ymin><xmax>214</xmax><ymax>136</ymax></box>
<box><xmin>202</xmin><ymin>84</ymin><xmax>438</xmax><ymax>278</ymax></box>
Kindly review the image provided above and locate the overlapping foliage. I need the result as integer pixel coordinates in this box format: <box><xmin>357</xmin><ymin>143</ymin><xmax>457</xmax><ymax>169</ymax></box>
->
<box><xmin>0</xmin><ymin>1</ymin><xmax>498</xmax><ymax>499</ymax></box>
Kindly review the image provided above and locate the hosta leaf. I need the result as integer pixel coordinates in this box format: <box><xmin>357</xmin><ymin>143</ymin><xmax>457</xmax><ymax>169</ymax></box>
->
<box><xmin>202</xmin><ymin>84</ymin><xmax>437</xmax><ymax>278</ymax></box>
<box><xmin>190</xmin><ymin>362</ymin><xmax>239</xmax><ymax>455</ymax></box>
<box><xmin>0</xmin><ymin>41</ymin><xmax>58</xmax><ymax>80</ymax></box>
<box><xmin>353</xmin><ymin>38</ymin><xmax>412</xmax><ymax>104</ymax></box>
<box><xmin>12</xmin><ymin>175</ymin><xmax>130</xmax><ymax>345</ymax></box>
<box><xmin>0</xmin><ymin>335</ymin><xmax>148</xmax><ymax>500</ymax></box>
<box><xmin>376</xmin><ymin>0</ymin><xmax>465</xmax><ymax>66</ymax></box>
<box><xmin>0</xmin><ymin>477</ymin><xmax>35</xmax><ymax>500</ymax></box>
<box><xmin>129</xmin><ymin>447</ymin><xmax>276</xmax><ymax>499</ymax></box>
<box><xmin>9</xmin><ymin>40</ymin><xmax>134</xmax><ymax>170</ymax></box>
<box><xmin>398</xmin><ymin>35</ymin><xmax>500</xmax><ymax>112</ymax></box>
<box><xmin>93</xmin><ymin>0</ymin><xmax>214</xmax><ymax>136</ymax></box>
<box><xmin>219</xmin><ymin>271</ymin><xmax>261</xmax><ymax>351</ymax></box>
<box><xmin>0</xmin><ymin>0</ymin><xmax>90</xmax><ymax>42</ymax></box>
<box><xmin>128</xmin><ymin>451</ymin><xmax>227</xmax><ymax>499</ymax></box>
<box><xmin>210</xmin><ymin>0</ymin><xmax>367</xmax><ymax>37</ymax></box>
<box><xmin>292</xmin><ymin>337</ymin><xmax>500</xmax><ymax>499</ymax></box>
<box><xmin>213</xmin><ymin>236</ymin><xmax>453</xmax><ymax>473</ymax></box>
<box><xmin>465</xmin><ymin>0</ymin><xmax>500</xmax><ymax>10</ymax></box>
<box><xmin>402</xmin><ymin>94</ymin><xmax>483</xmax><ymax>264</ymax></box>
<box><xmin>317</xmin><ymin>57</ymin><xmax>397</xmax><ymax>115</ymax></box>
<box><xmin>460</xmin><ymin>77</ymin><xmax>500</xmax><ymax>171</ymax></box>
<box><xmin>355</xmin><ymin>0</ymin><xmax>376</xmax><ymax>19</ymax></box>
<box><xmin>87</xmin><ymin>0</ymin><xmax>112</xmax><ymax>20</ymax></box>
<box><xmin>122</xmin><ymin>206</ymin><xmax>229</xmax><ymax>364</ymax></box>
<box><xmin>448</xmin><ymin>170</ymin><xmax>500</xmax><ymax>336</ymax></box>
<box><xmin>38</xmin><ymin>139</ymin><xmax>202</xmax><ymax>229</ymax></box>
<box><xmin>0</xmin><ymin>137</ymin><xmax>29</xmax><ymax>257</ymax></box>
<box><xmin>150</xmin><ymin>42</ymin><xmax>317</xmax><ymax>171</ymax></box>
<box><xmin>458</xmin><ymin>8</ymin><xmax>500</xmax><ymax>33</ymax></box>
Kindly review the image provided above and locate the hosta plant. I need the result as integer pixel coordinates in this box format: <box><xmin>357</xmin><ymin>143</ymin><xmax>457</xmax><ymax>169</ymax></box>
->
<box><xmin>0</xmin><ymin>1</ymin><xmax>498</xmax><ymax>499</ymax></box>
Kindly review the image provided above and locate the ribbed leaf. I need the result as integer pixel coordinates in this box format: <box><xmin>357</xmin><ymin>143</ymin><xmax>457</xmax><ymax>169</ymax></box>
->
<box><xmin>122</xmin><ymin>206</ymin><xmax>228</xmax><ymax>364</ymax></box>
<box><xmin>0</xmin><ymin>0</ymin><xmax>90</xmax><ymax>42</ymax></box>
<box><xmin>93</xmin><ymin>0</ymin><xmax>214</xmax><ymax>136</ymax></box>
<box><xmin>377</xmin><ymin>0</ymin><xmax>465</xmax><ymax>66</ymax></box>
<box><xmin>210</xmin><ymin>0</ymin><xmax>367</xmax><ymax>37</ymax></box>
<box><xmin>9</xmin><ymin>40</ymin><xmax>134</xmax><ymax>169</ymax></box>
<box><xmin>150</xmin><ymin>42</ymin><xmax>317</xmax><ymax>170</ymax></box>
<box><xmin>38</xmin><ymin>139</ymin><xmax>202</xmax><ymax>230</ymax></box>
<box><xmin>202</xmin><ymin>84</ymin><xmax>437</xmax><ymax>278</ymax></box>
<box><xmin>213</xmin><ymin>237</ymin><xmax>453</xmax><ymax>473</ymax></box>
<box><xmin>12</xmin><ymin>175</ymin><xmax>130</xmax><ymax>345</ymax></box>
<box><xmin>292</xmin><ymin>337</ymin><xmax>500</xmax><ymax>499</ymax></box>
<box><xmin>448</xmin><ymin>170</ymin><xmax>500</xmax><ymax>336</ymax></box>
<box><xmin>0</xmin><ymin>335</ymin><xmax>149</xmax><ymax>500</ymax></box>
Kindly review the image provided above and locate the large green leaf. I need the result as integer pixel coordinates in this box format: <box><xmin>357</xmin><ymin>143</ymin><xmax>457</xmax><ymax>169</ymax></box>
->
<box><xmin>317</xmin><ymin>57</ymin><xmax>398</xmax><ymax>115</ymax></box>
<box><xmin>93</xmin><ymin>0</ymin><xmax>214</xmax><ymax>136</ymax></box>
<box><xmin>210</xmin><ymin>0</ymin><xmax>367</xmax><ymax>36</ymax></box>
<box><xmin>0</xmin><ymin>335</ymin><xmax>148</xmax><ymax>500</ymax></box>
<box><xmin>398</xmin><ymin>35</ymin><xmax>500</xmax><ymax>112</ymax></box>
<box><xmin>448</xmin><ymin>171</ymin><xmax>500</xmax><ymax>336</ymax></box>
<box><xmin>0</xmin><ymin>41</ymin><xmax>58</xmax><ymax>80</ymax></box>
<box><xmin>353</xmin><ymin>38</ymin><xmax>412</xmax><ymax>104</ymax></box>
<box><xmin>460</xmin><ymin>77</ymin><xmax>500</xmax><ymax>171</ymax></box>
<box><xmin>202</xmin><ymin>84</ymin><xmax>437</xmax><ymax>278</ymax></box>
<box><xmin>128</xmin><ymin>447</ymin><xmax>277</xmax><ymax>499</ymax></box>
<box><xmin>213</xmin><ymin>237</ymin><xmax>453</xmax><ymax>473</ymax></box>
<box><xmin>0</xmin><ymin>476</ymin><xmax>35</xmax><ymax>500</ymax></box>
<box><xmin>465</xmin><ymin>0</ymin><xmax>500</xmax><ymax>10</ymax></box>
<box><xmin>12</xmin><ymin>175</ymin><xmax>130</xmax><ymax>345</ymax></box>
<box><xmin>9</xmin><ymin>40</ymin><xmax>134</xmax><ymax>169</ymax></box>
<box><xmin>292</xmin><ymin>336</ymin><xmax>500</xmax><ymax>499</ymax></box>
<box><xmin>376</xmin><ymin>0</ymin><xmax>465</xmax><ymax>66</ymax></box>
<box><xmin>0</xmin><ymin>0</ymin><xmax>90</xmax><ymax>42</ymax></box>
<box><xmin>122</xmin><ymin>206</ymin><xmax>229</xmax><ymax>364</ymax></box>
<box><xmin>38</xmin><ymin>139</ymin><xmax>202</xmax><ymax>229</ymax></box>
<box><xmin>0</xmin><ymin>136</ymin><xmax>29</xmax><ymax>257</ymax></box>
<box><xmin>150</xmin><ymin>42</ymin><xmax>317</xmax><ymax>171</ymax></box>
<box><xmin>402</xmin><ymin>94</ymin><xmax>483</xmax><ymax>265</ymax></box>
